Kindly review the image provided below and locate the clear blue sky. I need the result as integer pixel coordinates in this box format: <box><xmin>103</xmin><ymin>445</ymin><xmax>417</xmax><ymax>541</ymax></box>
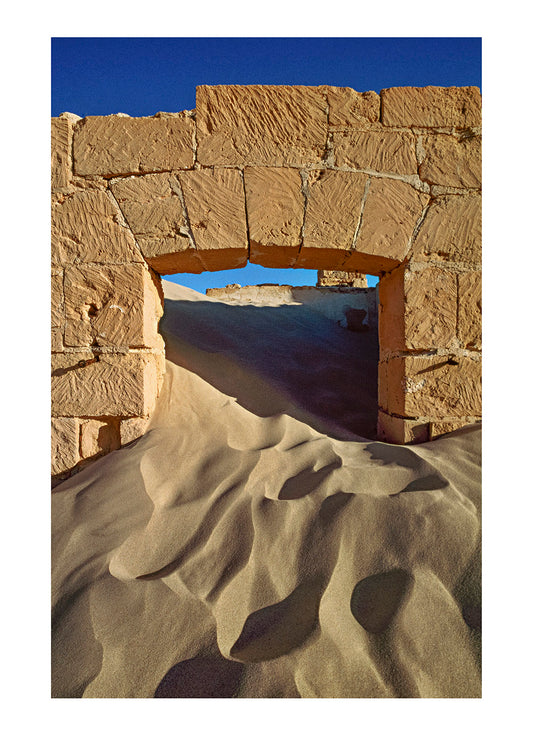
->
<box><xmin>52</xmin><ymin>37</ymin><xmax>481</xmax><ymax>292</ymax></box>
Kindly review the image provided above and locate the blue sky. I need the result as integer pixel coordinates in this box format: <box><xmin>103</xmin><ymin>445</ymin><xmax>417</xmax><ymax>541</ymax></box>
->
<box><xmin>52</xmin><ymin>37</ymin><xmax>481</xmax><ymax>292</ymax></box>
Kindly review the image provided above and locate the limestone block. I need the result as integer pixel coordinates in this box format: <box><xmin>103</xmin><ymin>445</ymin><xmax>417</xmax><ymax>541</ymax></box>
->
<box><xmin>110</xmin><ymin>173</ymin><xmax>190</xmax><ymax>240</ymax></box>
<box><xmin>333</xmin><ymin>128</ymin><xmax>418</xmax><ymax>175</ymax></box>
<box><xmin>51</xmin><ymin>328</ymin><xmax>63</xmax><ymax>352</ymax></box>
<box><xmin>137</xmin><ymin>240</ymin><xmax>205</xmax><ymax>275</ymax></box>
<box><xmin>377</xmin><ymin>411</ymin><xmax>430</xmax><ymax>444</ymax></box>
<box><xmin>120</xmin><ymin>417</ymin><xmax>150</xmax><ymax>445</ymax></box>
<box><xmin>385</xmin><ymin>355</ymin><xmax>481</xmax><ymax>418</ymax></box>
<box><xmin>51</xmin><ymin>189</ymin><xmax>143</xmax><ymax>265</ymax></box>
<box><xmin>80</xmin><ymin>418</ymin><xmax>121</xmax><ymax>459</ymax></box>
<box><xmin>303</xmin><ymin>170</ymin><xmax>368</xmax><ymax>250</ymax></box>
<box><xmin>317</xmin><ymin>270</ymin><xmax>367</xmax><ymax>287</ymax></box>
<box><xmin>419</xmin><ymin>134</ymin><xmax>481</xmax><ymax>188</ymax></box>
<box><xmin>51</xmin><ymin>417</ymin><xmax>80</xmax><ymax>475</ymax></box>
<box><xmin>430</xmin><ymin>420</ymin><xmax>473</xmax><ymax>440</ymax></box>
<box><xmin>404</xmin><ymin>267</ymin><xmax>457</xmax><ymax>350</ymax></box>
<box><xmin>355</xmin><ymin>178</ymin><xmax>429</xmax><ymax>264</ymax></box>
<box><xmin>410</xmin><ymin>193</ymin><xmax>481</xmax><ymax>265</ymax></box>
<box><xmin>179</xmin><ymin>168</ymin><xmax>248</xmax><ymax>261</ymax></box>
<box><xmin>73</xmin><ymin>114</ymin><xmax>194</xmax><ymax>176</ymax></box>
<box><xmin>245</xmin><ymin>167</ymin><xmax>304</xmax><ymax>267</ymax></box>
<box><xmin>51</xmin><ymin>270</ymin><xmax>63</xmax><ymax>328</ymax></box>
<box><xmin>196</xmin><ymin>85</ymin><xmax>328</xmax><ymax>167</ymax></box>
<box><xmin>381</xmin><ymin>86</ymin><xmax>481</xmax><ymax>128</ymax></box>
<box><xmin>320</xmin><ymin>86</ymin><xmax>380</xmax><ymax>129</ymax></box>
<box><xmin>457</xmin><ymin>270</ymin><xmax>482</xmax><ymax>349</ymax></box>
<box><xmin>63</xmin><ymin>264</ymin><xmax>163</xmax><ymax>349</ymax></box>
<box><xmin>378</xmin><ymin>265</ymin><xmax>406</xmax><ymax>354</ymax></box>
<box><xmin>51</xmin><ymin>115</ymin><xmax>78</xmax><ymax>192</ymax></box>
<box><xmin>51</xmin><ymin>352</ymin><xmax>160</xmax><ymax>418</ymax></box>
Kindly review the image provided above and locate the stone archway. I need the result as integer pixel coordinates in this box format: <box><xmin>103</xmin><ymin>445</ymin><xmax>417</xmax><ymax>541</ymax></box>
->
<box><xmin>51</xmin><ymin>84</ymin><xmax>481</xmax><ymax>482</ymax></box>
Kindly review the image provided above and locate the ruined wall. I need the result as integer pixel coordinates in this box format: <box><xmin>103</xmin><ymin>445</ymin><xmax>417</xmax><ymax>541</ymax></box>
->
<box><xmin>51</xmin><ymin>84</ymin><xmax>481</xmax><ymax>481</ymax></box>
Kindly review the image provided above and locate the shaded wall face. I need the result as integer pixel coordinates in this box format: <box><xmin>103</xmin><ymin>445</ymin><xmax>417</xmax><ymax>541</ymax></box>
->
<box><xmin>51</xmin><ymin>84</ymin><xmax>481</xmax><ymax>481</ymax></box>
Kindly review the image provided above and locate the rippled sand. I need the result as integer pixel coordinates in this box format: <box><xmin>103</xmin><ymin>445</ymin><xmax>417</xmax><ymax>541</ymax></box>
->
<box><xmin>51</xmin><ymin>281</ymin><xmax>481</xmax><ymax>698</ymax></box>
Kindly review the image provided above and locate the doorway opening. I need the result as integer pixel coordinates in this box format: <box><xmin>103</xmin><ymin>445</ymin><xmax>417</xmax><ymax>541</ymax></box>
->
<box><xmin>160</xmin><ymin>264</ymin><xmax>380</xmax><ymax>440</ymax></box>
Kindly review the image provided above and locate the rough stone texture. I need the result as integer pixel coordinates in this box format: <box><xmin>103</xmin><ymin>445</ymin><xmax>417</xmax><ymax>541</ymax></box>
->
<box><xmin>419</xmin><ymin>133</ymin><xmax>481</xmax><ymax>188</ymax></box>
<box><xmin>321</xmin><ymin>87</ymin><xmax>380</xmax><ymax>129</ymax></box>
<box><xmin>52</xmin><ymin>84</ymin><xmax>483</xmax><ymax>475</ymax></box>
<box><xmin>63</xmin><ymin>264</ymin><xmax>163</xmax><ymax>349</ymax></box>
<box><xmin>51</xmin><ymin>352</ymin><xmax>162</xmax><ymax>418</ymax></box>
<box><xmin>377</xmin><ymin>411</ymin><xmax>430</xmax><ymax>444</ymax></box>
<box><xmin>52</xmin><ymin>189</ymin><xmax>144</xmax><ymax>266</ymax></box>
<box><xmin>73</xmin><ymin>114</ymin><xmax>195</xmax><ymax>176</ymax></box>
<box><xmin>429</xmin><ymin>420</ymin><xmax>474</xmax><ymax>440</ymax></box>
<box><xmin>136</xmin><ymin>241</ymin><xmax>205</xmax><ymax>275</ymax></box>
<box><xmin>51</xmin><ymin>417</ymin><xmax>80</xmax><ymax>475</ymax></box>
<box><xmin>457</xmin><ymin>271</ymin><xmax>482</xmax><ymax>349</ymax></box>
<box><xmin>317</xmin><ymin>270</ymin><xmax>367</xmax><ymax>287</ymax></box>
<box><xmin>380</xmin><ymin>265</ymin><xmax>457</xmax><ymax>354</ymax></box>
<box><xmin>333</xmin><ymin>128</ymin><xmax>418</xmax><ymax>175</ymax></box>
<box><xmin>196</xmin><ymin>85</ymin><xmax>329</xmax><ymax>167</ymax></box>
<box><xmin>120</xmin><ymin>417</ymin><xmax>150</xmax><ymax>445</ymax></box>
<box><xmin>179</xmin><ymin>168</ymin><xmax>248</xmax><ymax>270</ymax></box>
<box><xmin>110</xmin><ymin>173</ymin><xmax>190</xmax><ymax>240</ymax></box>
<box><xmin>410</xmin><ymin>193</ymin><xmax>481</xmax><ymax>265</ymax></box>
<box><xmin>355</xmin><ymin>178</ymin><xmax>429</xmax><ymax>263</ymax></box>
<box><xmin>381</xmin><ymin>86</ymin><xmax>481</xmax><ymax>128</ymax></box>
<box><xmin>384</xmin><ymin>355</ymin><xmax>481</xmax><ymax>418</ymax></box>
<box><xmin>302</xmin><ymin>170</ymin><xmax>367</xmax><ymax>250</ymax></box>
<box><xmin>245</xmin><ymin>167</ymin><xmax>304</xmax><ymax>266</ymax></box>
<box><xmin>80</xmin><ymin>418</ymin><xmax>121</xmax><ymax>459</ymax></box>
<box><xmin>51</xmin><ymin>115</ymin><xmax>79</xmax><ymax>192</ymax></box>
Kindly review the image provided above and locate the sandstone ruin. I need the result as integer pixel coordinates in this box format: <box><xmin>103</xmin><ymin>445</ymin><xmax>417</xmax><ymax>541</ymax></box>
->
<box><xmin>51</xmin><ymin>84</ymin><xmax>481</xmax><ymax>482</ymax></box>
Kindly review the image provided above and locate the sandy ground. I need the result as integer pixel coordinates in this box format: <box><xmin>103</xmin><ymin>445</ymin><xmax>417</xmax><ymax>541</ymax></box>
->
<box><xmin>51</xmin><ymin>280</ymin><xmax>481</xmax><ymax>698</ymax></box>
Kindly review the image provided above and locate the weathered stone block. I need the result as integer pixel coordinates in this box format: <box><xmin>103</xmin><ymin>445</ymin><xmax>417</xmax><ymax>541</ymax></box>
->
<box><xmin>410</xmin><ymin>193</ymin><xmax>481</xmax><ymax>265</ymax></box>
<box><xmin>377</xmin><ymin>411</ymin><xmax>430</xmax><ymax>444</ymax></box>
<box><xmin>51</xmin><ymin>270</ymin><xmax>63</xmax><ymax>329</ymax></box>
<box><xmin>404</xmin><ymin>266</ymin><xmax>457</xmax><ymax>350</ymax></box>
<box><xmin>51</xmin><ymin>352</ymin><xmax>161</xmax><ymax>418</ymax></box>
<box><xmin>378</xmin><ymin>265</ymin><xmax>406</xmax><ymax>354</ymax></box>
<box><xmin>73</xmin><ymin>114</ymin><xmax>194</xmax><ymax>176</ymax></box>
<box><xmin>110</xmin><ymin>173</ymin><xmax>190</xmax><ymax>240</ymax></box>
<box><xmin>51</xmin><ymin>328</ymin><xmax>63</xmax><ymax>352</ymax></box>
<box><xmin>51</xmin><ymin>114</ymin><xmax>79</xmax><ymax>192</ymax></box>
<box><xmin>457</xmin><ymin>270</ymin><xmax>481</xmax><ymax>349</ymax></box>
<box><xmin>137</xmin><ymin>240</ymin><xmax>205</xmax><ymax>275</ymax></box>
<box><xmin>430</xmin><ymin>420</ymin><xmax>473</xmax><ymax>440</ymax></box>
<box><xmin>80</xmin><ymin>418</ymin><xmax>121</xmax><ymax>459</ymax></box>
<box><xmin>317</xmin><ymin>270</ymin><xmax>367</xmax><ymax>287</ymax></box>
<box><xmin>245</xmin><ymin>167</ymin><xmax>304</xmax><ymax>267</ymax></box>
<box><xmin>333</xmin><ymin>128</ymin><xmax>418</xmax><ymax>175</ymax></box>
<box><xmin>355</xmin><ymin>178</ymin><xmax>429</xmax><ymax>264</ymax></box>
<box><xmin>63</xmin><ymin>264</ymin><xmax>163</xmax><ymax>349</ymax></box>
<box><xmin>381</xmin><ymin>86</ymin><xmax>481</xmax><ymax>128</ymax></box>
<box><xmin>179</xmin><ymin>169</ymin><xmax>248</xmax><ymax>269</ymax></box>
<box><xmin>303</xmin><ymin>170</ymin><xmax>368</xmax><ymax>250</ymax></box>
<box><xmin>51</xmin><ymin>417</ymin><xmax>80</xmax><ymax>475</ymax></box>
<box><xmin>196</xmin><ymin>85</ymin><xmax>328</xmax><ymax>167</ymax></box>
<box><xmin>120</xmin><ymin>417</ymin><xmax>150</xmax><ymax>445</ymax></box>
<box><xmin>419</xmin><ymin>134</ymin><xmax>481</xmax><ymax>188</ymax></box>
<box><xmin>320</xmin><ymin>86</ymin><xmax>380</xmax><ymax>129</ymax></box>
<box><xmin>385</xmin><ymin>355</ymin><xmax>481</xmax><ymax>418</ymax></box>
<box><xmin>52</xmin><ymin>189</ymin><xmax>143</xmax><ymax>265</ymax></box>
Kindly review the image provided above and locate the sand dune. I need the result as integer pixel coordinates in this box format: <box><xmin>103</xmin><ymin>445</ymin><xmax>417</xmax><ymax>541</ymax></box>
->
<box><xmin>51</xmin><ymin>280</ymin><xmax>481</xmax><ymax>698</ymax></box>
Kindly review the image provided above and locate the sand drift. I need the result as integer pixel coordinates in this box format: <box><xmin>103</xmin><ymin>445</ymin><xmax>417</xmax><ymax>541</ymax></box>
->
<box><xmin>51</xmin><ymin>281</ymin><xmax>481</xmax><ymax>698</ymax></box>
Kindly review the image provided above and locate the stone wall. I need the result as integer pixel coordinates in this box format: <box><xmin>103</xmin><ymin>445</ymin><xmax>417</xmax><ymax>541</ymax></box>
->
<box><xmin>51</xmin><ymin>84</ymin><xmax>481</xmax><ymax>481</ymax></box>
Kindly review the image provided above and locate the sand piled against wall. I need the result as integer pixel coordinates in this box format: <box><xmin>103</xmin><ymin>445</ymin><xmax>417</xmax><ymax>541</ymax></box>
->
<box><xmin>51</xmin><ymin>281</ymin><xmax>481</xmax><ymax>698</ymax></box>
